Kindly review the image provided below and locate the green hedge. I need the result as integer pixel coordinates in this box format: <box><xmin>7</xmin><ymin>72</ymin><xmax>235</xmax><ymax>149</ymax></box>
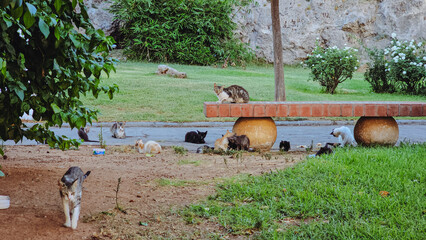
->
<box><xmin>110</xmin><ymin>0</ymin><xmax>255</xmax><ymax>65</ymax></box>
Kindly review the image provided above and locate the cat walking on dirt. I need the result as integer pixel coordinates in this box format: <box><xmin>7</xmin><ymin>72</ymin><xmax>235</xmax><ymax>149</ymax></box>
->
<box><xmin>58</xmin><ymin>167</ymin><xmax>91</xmax><ymax>229</ymax></box>
<box><xmin>213</xmin><ymin>83</ymin><xmax>249</xmax><ymax>103</ymax></box>
<box><xmin>111</xmin><ymin>122</ymin><xmax>126</xmax><ymax>139</ymax></box>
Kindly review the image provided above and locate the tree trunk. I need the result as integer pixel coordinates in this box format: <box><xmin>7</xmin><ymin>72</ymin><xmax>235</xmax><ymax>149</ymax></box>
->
<box><xmin>271</xmin><ymin>0</ymin><xmax>285</xmax><ymax>101</ymax></box>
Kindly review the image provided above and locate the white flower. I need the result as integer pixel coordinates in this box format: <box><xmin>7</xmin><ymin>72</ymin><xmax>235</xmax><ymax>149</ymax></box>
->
<box><xmin>403</xmin><ymin>71</ymin><xmax>406</xmax><ymax>75</ymax></box>
<box><xmin>391</xmin><ymin>33</ymin><xmax>396</xmax><ymax>38</ymax></box>
<box><xmin>17</xmin><ymin>29</ymin><xmax>25</xmax><ymax>38</ymax></box>
<box><xmin>354</xmin><ymin>67</ymin><xmax>358</xmax><ymax>70</ymax></box>
<box><xmin>385</xmin><ymin>63</ymin><xmax>388</xmax><ymax>67</ymax></box>
<box><xmin>418</xmin><ymin>42</ymin><xmax>423</xmax><ymax>47</ymax></box>
<box><xmin>423</xmin><ymin>56</ymin><xmax>426</xmax><ymax>61</ymax></box>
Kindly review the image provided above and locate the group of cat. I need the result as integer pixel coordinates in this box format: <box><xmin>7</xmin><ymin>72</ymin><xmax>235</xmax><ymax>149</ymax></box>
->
<box><xmin>184</xmin><ymin>130</ymin><xmax>250</xmax><ymax>153</ymax></box>
<box><xmin>78</xmin><ymin>122</ymin><xmax>162</xmax><ymax>154</ymax></box>
<box><xmin>60</xmin><ymin>83</ymin><xmax>357</xmax><ymax>230</ymax></box>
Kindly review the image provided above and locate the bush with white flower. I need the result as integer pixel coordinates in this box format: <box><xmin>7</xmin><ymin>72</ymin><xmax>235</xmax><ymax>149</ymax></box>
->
<box><xmin>304</xmin><ymin>41</ymin><xmax>360</xmax><ymax>94</ymax></box>
<box><xmin>365</xmin><ymin>34</ymin><xmax>425</xmax><ymax>94</ymax></box>
<box><xmin>385</xmin><ymin>35</ymin><xmax>425</xmax><ymax>94</ymax></box>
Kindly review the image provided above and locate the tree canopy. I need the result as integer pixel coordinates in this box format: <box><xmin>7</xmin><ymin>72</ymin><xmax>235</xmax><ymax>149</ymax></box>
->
<box><xmin>0</xmin><ymin>0</ymin><xmax>118</xmax><ymax>153</ymax></box>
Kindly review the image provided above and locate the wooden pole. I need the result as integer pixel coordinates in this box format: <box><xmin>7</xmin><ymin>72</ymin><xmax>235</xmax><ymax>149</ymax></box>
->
<box><xmin>271</xmin><ymin>0</ymin><xmax>285</xmax><ymax>101</ymax></box>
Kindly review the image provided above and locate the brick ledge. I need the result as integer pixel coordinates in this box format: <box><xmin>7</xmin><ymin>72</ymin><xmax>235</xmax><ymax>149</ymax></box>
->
<box><xmin>204</xmin><ymin>101</ymin><xmax>426</xmax><ymax>118</ymax></box>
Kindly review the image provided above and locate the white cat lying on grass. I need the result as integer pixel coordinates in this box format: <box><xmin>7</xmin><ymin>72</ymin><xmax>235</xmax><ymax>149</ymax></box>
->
<box><xmin>331</xmin><ymin>126</ymin><xmax>357</xmax><ymax>147</ymax></box>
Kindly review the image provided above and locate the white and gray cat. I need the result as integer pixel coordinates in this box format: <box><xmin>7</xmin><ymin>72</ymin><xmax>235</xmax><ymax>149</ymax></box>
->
<box><xmin>214</xmin><ymin>83</ymin><xmax>249</xmax><ymax>103</ymax></box>
<box><xmin>58</xmin><ymin>167</ymin><xmax>91</xmax><ymax>229</ymax></box>
<box><xmin>110</xmin><ymin>121</ymin><xmax>126</xmax><ymax>139</ymax></box>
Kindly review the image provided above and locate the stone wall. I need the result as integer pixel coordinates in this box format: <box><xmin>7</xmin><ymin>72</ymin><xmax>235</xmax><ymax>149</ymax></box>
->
<box><xmin>85</xmin><ymin>0</ymin><xmax>426</xmax><ymax>64</ymax></box>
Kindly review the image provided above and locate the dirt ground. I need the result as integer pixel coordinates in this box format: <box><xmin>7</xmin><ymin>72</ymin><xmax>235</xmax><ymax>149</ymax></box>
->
<box><xmin>0</xmin><ymin>145</ymin><xmax>308</xmax><ymax>240</ymax></box>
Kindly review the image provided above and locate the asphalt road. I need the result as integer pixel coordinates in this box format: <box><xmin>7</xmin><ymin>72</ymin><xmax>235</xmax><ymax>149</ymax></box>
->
<box><xmin>4</xmin><ymin>120</ymin><xmax>426</xmax><ymax>152</ymax></box>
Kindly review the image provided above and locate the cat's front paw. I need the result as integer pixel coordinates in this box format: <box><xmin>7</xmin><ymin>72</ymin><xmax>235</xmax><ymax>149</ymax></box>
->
<box><xmin>64</xmin><ymin>222</ymin><xmax>71</xmax><ymax>228</ymax></box>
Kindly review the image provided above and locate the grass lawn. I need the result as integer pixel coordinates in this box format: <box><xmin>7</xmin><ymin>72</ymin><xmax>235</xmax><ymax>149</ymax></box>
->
<box><xmin>81</xmin><ymin>62</ymin><xmax>426</xmax><ymax>122</ymax></box>
<box><xmin>183</xmin><ymin>143</ymin><xmax>426</xmax><ymax>239</ymax></box>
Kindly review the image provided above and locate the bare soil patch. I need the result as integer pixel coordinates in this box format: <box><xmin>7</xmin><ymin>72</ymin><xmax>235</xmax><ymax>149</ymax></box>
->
<box><xmin>0</xmin><ymin>145</ymin><xmax>308</xmax><ymax>239</ymax></box>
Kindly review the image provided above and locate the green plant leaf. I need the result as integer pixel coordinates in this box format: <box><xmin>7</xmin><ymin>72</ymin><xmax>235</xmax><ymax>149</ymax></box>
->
<box><xmin>23</xmin><ymin>10</ymin><xmax>35</xmax><ymax>28</ymax></box>
<box><xmin>54</xmin><ymin>0</ymin><xmax>62</xmax><ymax>13</ymax></box>
<box><xmin>38</xmin><ymin>19</ymin><xmax>50</xmax><ymax>38</ymax></box>
<box><xmin>25</xmin><ymin>2</ymin><xmax>36</xmax><ymax>16</ymax></box>
<box><xmin>51</xmin><ymin>103</ymin><xmax>61</xmax><ymax>113</ymax></box>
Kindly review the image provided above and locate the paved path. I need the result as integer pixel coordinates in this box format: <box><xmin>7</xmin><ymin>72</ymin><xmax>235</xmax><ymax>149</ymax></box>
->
<box><xmin>4</xmin><ymin>120</ymin><xmax>426</xmax><ymax>152</ymax></box>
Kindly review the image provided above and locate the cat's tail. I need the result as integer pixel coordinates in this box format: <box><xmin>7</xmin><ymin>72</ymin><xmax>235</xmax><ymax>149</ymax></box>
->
<box><xmin>83</xmin><ymin>171</ymin><xmax>91</xmax><ymax>181</ymax></box>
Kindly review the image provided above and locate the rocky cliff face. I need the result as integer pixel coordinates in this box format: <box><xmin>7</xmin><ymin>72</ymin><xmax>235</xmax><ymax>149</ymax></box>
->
<box><xmin>85</xmin><ymin>0</ymin><xmax>425</xmax><ymax>64</ymax></box>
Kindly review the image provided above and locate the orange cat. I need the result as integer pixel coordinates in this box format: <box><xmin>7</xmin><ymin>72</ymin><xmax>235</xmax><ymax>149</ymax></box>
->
<box><xmin>214</xmin><ymin>130</ymin><xmax>235</xmax><ymax>151</ymax></box>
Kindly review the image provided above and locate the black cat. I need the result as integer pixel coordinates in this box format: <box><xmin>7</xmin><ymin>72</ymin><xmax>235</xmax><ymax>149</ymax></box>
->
<box><xmin>279</xmin><ymin>140</ymin><xmax>290</xmax><ymax>152</ymax></box>
<box><xmin>184</xmin><ymin>130</ymin><xmax>208</xmax><ymax>144</ymax></box>
<box><xmin>228</xmin><ymin>134</ymin><xmax>250</xmax><ymax>151</ymax></box>
<box><xmin>78</xmin><ymin>127</ymin><xmax>98</xmax><ymax>142</ymax></box>
<box><xmin>315</xmin><ymin>143</ymin><xmax>335</xmax><ymax>157</ymax></box>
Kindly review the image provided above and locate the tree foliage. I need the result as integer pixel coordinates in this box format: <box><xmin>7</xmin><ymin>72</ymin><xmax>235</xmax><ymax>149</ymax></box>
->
<box><xmin>0</xmin><ymin>0</ymin><xmax>118</xmax><ymax>151</ymax></box>
<box><xmin>109</xmin><ymin>0</ymin><xmax>255</xmax><ymax>65</ymax></box>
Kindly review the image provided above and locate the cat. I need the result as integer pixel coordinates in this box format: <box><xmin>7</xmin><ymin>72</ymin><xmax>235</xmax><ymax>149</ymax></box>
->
<box><xmin>214</xmin><ymin>130</ymin><xmax>235</xmax><ymax>151</ymax></box>
<box><xmin>279</xmin><ymin>140</ymin><xmax>290</xmax><ymax>152</ymax></box>
<box><xmin>78</xmin><ymin>126</ymin><xmax>98</xmax><ymax>142</ymax></box>
<box><xmin>315</xmin><ymin>143</ymin><xmax>335</xmax><ymax>156</ymax></box>
<box><xmin>156</xmin><ymin>65</ymin><xmax>187</xmax><ymax>78</ymax></box>
<box><xmin>227</xmin><ymin>134</ymin><xmax>250</xmax><ymax>151</ymax></box>
<box><xmin>213</xmin><ymin>83</ymin><xmax>249</xmax><ymax>103</ymax></box>
<box><xmin>135</xmin><ymin>138</ymin><xmax>162</xmax><ymax>154</ymax></box>
<box><xmin>58</xmin><ymin>166</ymin><xmax>91</xmax><ymax>230</ymax></box>
<box><xmin>111</xmin><ymin>122</ymin><xmax>126</xmax><ymax>139</ymax></box>
<box><xmin>184</xmin><ymin>130</ymin><xmax>208</xmax><ymax>144</ymax></box>
<box><xmin>331</xmin><ymin>126</ymin><xmax>357</xmax><ymax>147</ymax></box>
<box><xmin>196</xmin><ymin>145</ymin><xmax>214</xmax><ymax>154</ymax></box>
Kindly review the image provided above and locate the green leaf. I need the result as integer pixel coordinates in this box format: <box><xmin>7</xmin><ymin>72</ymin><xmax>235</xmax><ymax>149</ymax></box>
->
<box><xmin>54</xmin><ymin>0</ymin><xmax>62</xmax><ymax>13</ymax></box>
<box><xmin>25</xmin><ymin>2</ymin><xmax>36</xmax><ymax>16</ymax></box>
<box><xmin>23</xmin><ymin>10</ymin><xmax>35</xmax><ymax>28</ymax></box>
<box><xmin>51</xmin><ymin>103</ymin><xmax>61</xmax><ymax>113</ymax></box>
<box><xmin>38</xmin><ymin>19</ymin><xmax>50</xmax><ymax>38</ymax></box>
<box><xmin>11</xmin><ymin>5</ymin><xmax>23</xmax><ymax>19</ymax></box>
<box><xmin>1</xmin><ymin>0</ymin><xmax>11</xmax><ymax>8</ymax></box>
<box><xmin>14</xmin><ymin>88</ymin><xmax>24</xmax><ymax>101</ymax></box>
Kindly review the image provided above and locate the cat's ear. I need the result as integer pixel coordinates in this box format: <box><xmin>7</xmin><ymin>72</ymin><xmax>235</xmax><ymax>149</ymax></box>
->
<box><xmin>214</xmin><ymin>83</ymin><xmax>217</xmax><ymax>87</ymax></box>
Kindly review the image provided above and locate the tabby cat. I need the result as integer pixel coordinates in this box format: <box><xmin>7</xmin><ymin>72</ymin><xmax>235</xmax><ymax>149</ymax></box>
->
<box><xmin>58</xmin><ymin>166</ymin><xmax>91</xmax><ymax>229</ymax></box>
<box><xmin>213</xmin><ymin>83</ymin><xmax>249</xmax><ymax>103</ymax></box>
<box><xmin>111</xmin><ymin>121</ymin><xmax>126</xmax><ymax>139</ymax></box>
<box><xmin>227</xmin><ymin>134</ymin><xmax>250</xmax><ymax>151</ymax></box>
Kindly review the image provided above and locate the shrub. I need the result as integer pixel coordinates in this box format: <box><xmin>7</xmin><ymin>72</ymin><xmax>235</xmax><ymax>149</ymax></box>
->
<box><xmin>304</xmin><ymin>42</ymin><xmax>360</xmax><ymax>94</ymax></box>
<box><xmin>364</xmin><ymin>34</ymin><xmax>426</xmax><ymax>95</ymax></box>
<box><xmin>385</xmin><ymin>35</ymin><xmax>426</xmax><ymax>94</ymax></box>
<box><xmin>109</xmin><ymin>0</ymin><xmax>255</xmax><ymax>65</ymax></box>
<box><xmin>364</xmin><ymin>48</ymin><xmax>395</xmax><ymax>93</ymax></box>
